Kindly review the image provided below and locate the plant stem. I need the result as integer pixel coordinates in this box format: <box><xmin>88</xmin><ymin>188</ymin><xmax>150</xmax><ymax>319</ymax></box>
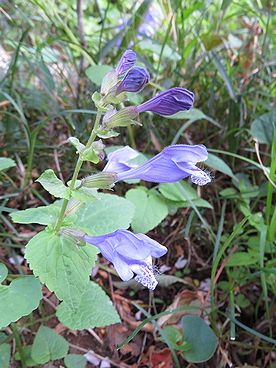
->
<box><xmin>54</xmin><ymin>109</ymin><xmax>102</xmax><ymax>232</ymax></box>
<box><xmin>11</xmin><ymin>323</ymin><xmax>27</xmax><ymax>368</ymax></box>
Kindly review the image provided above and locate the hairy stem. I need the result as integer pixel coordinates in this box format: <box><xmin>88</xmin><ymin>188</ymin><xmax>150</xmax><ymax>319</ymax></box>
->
<box><xmin>54</xmin><ymin>110</ymin><xmax>102</xmax><ymax>232</ymax></box>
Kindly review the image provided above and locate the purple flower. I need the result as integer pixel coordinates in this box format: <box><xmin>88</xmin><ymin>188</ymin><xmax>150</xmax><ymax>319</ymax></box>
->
<box><xmin>115</xmin><ymin>49</ymin><xmax>136</xmax><ymax>76</ymax></box>
<box><xmin>103</xmin><ymin>146</ymin><xmax>139</xmax><ymax>174</ymax></box>
<box><xmin>116</xmin><ymin>67</ymin><xmax>150</xmax><ymax>94</ymax></box>
<box><xmin>135</xmin><ymin>88</ymin><xmax>194</xmax><ymax>116</ymax></box>
<box><xmin>104</xmin><ymin>144</ymin><xmax>211</xmax><ymax>186</ymax></box>
<box><xmin>83</xmin><ymin>229</ymin><xmax>167</xmax><ymax>290</ymax></box>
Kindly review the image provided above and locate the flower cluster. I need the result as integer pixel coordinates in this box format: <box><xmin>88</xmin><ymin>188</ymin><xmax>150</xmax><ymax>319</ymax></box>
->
<box><xmin>64</xmin><ymin>50</ymin><xmax>211</xmax><ymax>290</ymax></box>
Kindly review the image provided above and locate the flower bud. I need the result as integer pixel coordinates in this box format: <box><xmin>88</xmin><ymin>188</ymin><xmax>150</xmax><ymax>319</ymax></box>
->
<box><xmin>136</xmin><ymin>87</ymin><xmax>194</xmax><ymax>116</ymax></box>
<box><xmin>92</xmin><ymin>140</ymin><xmax>105</xmax><ymax>161</ymax></box>
<box><xmin>115</xmin><ymin>49</ymin><xmax>136</xmax><ymax>76</ymax></box>
<box><xmin>102</xmin><ymin>107</ymin><xmax>139</xmax><ymax>129</ymax></box>
<box><xmin>81</xmin><ymin>172</ymin><xmax>117</xmax><ymax>189</ymax></box>
<box><xmin>116</xmin><ymin>67</ymin><xmax>150</xmax><ymax>94</ymax></box>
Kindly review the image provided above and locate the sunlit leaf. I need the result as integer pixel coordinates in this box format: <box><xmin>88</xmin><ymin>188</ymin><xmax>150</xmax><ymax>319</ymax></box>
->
<box><xmin>25</xmin><ymin>230</ymin><xmax>98</xmax><ymax>303</ymax></box>
<box><xmin>74</xmin><ymin>193</ymin><xmax>135</xmax><ymax>235</ymax></box>
<box><xmin>10</xmin><ymin>204</ymin><xmax>60</xmax><ymax>225</ymax></box>
<box><xmin>57</xmin><ymin>281</ymin><xmax>120</xmax><ymax>330</ymax></box>
<box><xmin>36</xmin><ymin>169</ymin><xmax>70</xmax><ymax>199</ymax></box>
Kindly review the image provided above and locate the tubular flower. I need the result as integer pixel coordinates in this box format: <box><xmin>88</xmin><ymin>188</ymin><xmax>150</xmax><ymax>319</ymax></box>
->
<box><xmin>103</xmin><ymin>146</ymin><xmax>139</xmax><ymax>174</ymax></box>
<box><xmin>116</xmin><ymin>67</ymin><xmax>150</xmax><ymax>94</ymax></box>
<box><xmin>135</xmin><ymin>87</ymin><xmax>194</xmax><ymax>116</ymax></box>
<box><xmin>104</xmin><ymin>144</ymin><xmax>211</xmax><ymax>186</ymax></box>
<box><xmin>115</xmin><ymin>49</ymin><xmax>136</xmax><ymax>76</ymax></box>
<box><xmin>83</xmin><ymin>229</ymin><xmax>167</xmax><ymax>290</ymax></box>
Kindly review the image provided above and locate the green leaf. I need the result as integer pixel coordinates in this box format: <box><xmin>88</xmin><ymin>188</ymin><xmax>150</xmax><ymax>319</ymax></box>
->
<box><xmin>74</xmin><ymin>193</ymin><xmax>135</xmax><ymax>235</ymax></box>
<box><xmin>0</xmin><ymin>343</ymin><xmax>10</xmax><ymax>368</ymax></box>
<box><xmin>205</xmin><ymin>153</ymin><xmax>234</xmax><ymax>177</ymax></box>
<box><xmin>236</xmin><ymin>294</ymin><xmax>250</xmax><ymax>309</ymax></box>
<box><xmin>0</xmin><ymin>263</ymin><xmax>8</xmax><ymax>283</ymax></box>
<box><xmin>0</xmin><ymin>332</ymin><xmax>7</xmax><ymax>343</ymax></box>
<box><xmin>159</xmin><ymin>182</ymin><xmax>212</xmax><ymax>209</ymax></box>
<box><xmin>31</xmin><ymin>326</ymin><xmax>69</xmax><ymax>364</ymax></box>
<box><xmin>181</xmin><ymin>315</ymin><xmax>218</xmax><ymax>363</ymax></box>
<box><xmin>72</xmin><ymin>187</ymin><xmax>99</xmax><ymax>203</ymax></box>
<box><xmin>250</xmin><ymin>110</ymin><xmax>276</xmax><ymax>144</ymax></box>
<box><xmin>85</xmin><ymin>64</ymin><xmax>113</xmax><ymax>86</ymax></box>
<box><xmin>56</xmin><ymin>281</ymin><xmax>120</xmax><ymax>330</ymax></box>
<box><xmin>97</xmin><ymin>129</ymin><xmax>120</xmax><ymax>139</ymax></box>
<box><xmin>80</xmin><ymin>147</ymin><xmax>100</xmax><ymax>163</ymax></box>
<box><xmin>68</xmin><ymin>137</ymin><xmax>85</xmax><ymax>153</ymax></box>
<box><xmin>211</xmin><ymin>51</ymin><xmax>237</xmax><ymax>102</ymax></box>
<box><xmin>36</xmin><ymin>169</ymin><xmax>70</xmax><ymax>199</ymax></box>
<box><xmin>162</xmin><ymin>326</ymin><xmax>190</xmax><ymax>352</ymax></box>
<box><xmin>64</xmin><ymin>354</ymin><xmax>86</xmax><ymax>368</ymax></box>
<box><xmin>25</xmin><ymin>230</ymin><xmax>98</xmax><ymax>303</ymax></box>
<box><xmin>15</xmin><ymin>346</ymin><xmax>38</xmax><ymax>367</ymax></box>
<box><xmin>10</xmin><ymin>204</ymin><xmax>60</xmax><ymax>225</ymax></box>
<box><xmin>126</xmin><ymin>188</ymin><xmax>168</xmax><ymax>233</ymax></box>
<box><xmin>159</xmin><ymin>182</ymin><xmax>199</xmax><ymax>202</ymax></box>
<box><xmin>0</xmin><ymin>157</ymin><xmax>16</xmax><ymax>171</ymax></box>
<box><xmin>165</xmin><ymin>108</ymin><xmax>207</xmax><ymax>120</ymax></box>
<box><xmin>227</xmin><ymin>251</ymin><xmax>259</xmax><ymax>266</ymax></box>
<box><xmin>0</xmin><ymin>276</ymin><xmax>42</xmax><ymax>328</ymax></box>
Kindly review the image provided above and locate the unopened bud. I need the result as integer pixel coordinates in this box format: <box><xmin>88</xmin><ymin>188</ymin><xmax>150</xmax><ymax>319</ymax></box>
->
<box><xmin>81</xmin><ymin>172</ymin><xmax>117</xmax><ymax>189</ymax></box>
<box><xmin>102</xmin><ymin>107</ymin><xmax>139</xmax><ymax>129</ymax></box>
<box><xmin>92</xmin><ymin>140</ymin><xmax>105</xmax><ymax>161</ymax></box>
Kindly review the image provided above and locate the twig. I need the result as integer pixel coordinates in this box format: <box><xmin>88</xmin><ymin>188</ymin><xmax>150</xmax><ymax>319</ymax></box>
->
<box><xmin>54</xmin><ymin>149</ymin><xmax>64</xmax><ymax>182</ymax></box>
<box><xmin>254</xmin><ymin>138</ymin><xmax>276</xmax><ymax>188</ymax></box>
<box><xmin>69</xmin><ymin>343</ymin><xmax>129</xmax><ymax>368</ymax></box>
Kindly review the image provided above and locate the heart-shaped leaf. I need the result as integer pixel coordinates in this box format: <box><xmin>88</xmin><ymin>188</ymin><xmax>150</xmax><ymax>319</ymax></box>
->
<box><xmin>0</xmin><ymin>276</ymin><xmax>42</xmax><ymax>328</ymax></box>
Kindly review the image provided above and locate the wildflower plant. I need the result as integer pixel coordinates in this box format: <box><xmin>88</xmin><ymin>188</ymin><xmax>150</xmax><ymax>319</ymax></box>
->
<box><xmin>9</xmin><ymin>50</ymin><xmax>211</xmax><ymax>330</ymax></box>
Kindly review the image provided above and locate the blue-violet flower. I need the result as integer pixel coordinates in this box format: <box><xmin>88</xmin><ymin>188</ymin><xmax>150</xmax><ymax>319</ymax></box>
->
<box><xmin>104</xmin><ymin>144</ymin><xmax>211</xmax><ymax>186</ymax></box>
<box><xmin>83</xmin><ymin>229</ymin><xmax>167</xmax><ymax>289</ymax></box>
<box><xmin>136</xmin><ymin>87</ymin><xmax>194</xmax><ymax>116</ymax></box>
<box><xmin>103</xmin><ymin>146</ymin><xmax>139</xmax><ymax>173</ymax></box>
<box><xmin>116</xmin><ymin>66</ymin><xmax>150</xmax><ymax>94</ymax></box>
<box><xmin>115</xmin><ymin>49</ymin><xmax>136</xmax><ymax>76</ymax></box>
